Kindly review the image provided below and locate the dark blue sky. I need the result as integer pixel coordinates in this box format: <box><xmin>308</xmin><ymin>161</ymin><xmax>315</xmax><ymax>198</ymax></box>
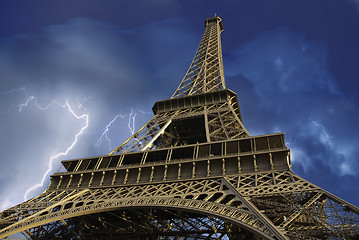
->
<box><xmin>1</xmin><ymin>0</ymin><xmax>359</xmax><ymax>210</ymax></box>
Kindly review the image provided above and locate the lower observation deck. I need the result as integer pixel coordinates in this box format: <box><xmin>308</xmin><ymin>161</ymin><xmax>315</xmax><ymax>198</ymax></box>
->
<box><xmin>50</xmin><ymin>133</ymin><xmax>290</xmax><ymax>190</ymax></box>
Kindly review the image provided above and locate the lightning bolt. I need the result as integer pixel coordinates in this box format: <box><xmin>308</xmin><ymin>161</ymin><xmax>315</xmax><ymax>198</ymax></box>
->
<box><xmin>95</xmin><ymin>114</ymin><xmax>126</xmax><ymax>150</ymax></box>
<box><xmin>24</xmin><ymin>101</ymin><xmax>89</xmax><ymax>200</ymax></box>
<box><xmin>7</xmin><ymin>87</ymin><xmax>61</xmax><ymax>111</ymax></box>
<box><xmin>7</xmin><ymin>87</ymin><xmax>151</xmax><ymax>201</ymax></box>
<box><xmin>96</xmin><ymin>108</ymin><xmax>147</xmax><ymax>151</ymax></box>
<box><xmin>128</xmin><ymin>108</ymin><xmax>137</xmax><ymax>134</ymax></box>
<box><xmin>128</xmin><ymin>108</ymin><xmax>144</xmax><ymax>147</ymax></box>
<box><xmin>5</xmin><ymin>87</ymin><xmax>89</xmax><ymax>201</ymax></box>
<box><xmin>312</xmin><ymin>120</ymin><xmax>332</xmax><ymax>139</ymax></box>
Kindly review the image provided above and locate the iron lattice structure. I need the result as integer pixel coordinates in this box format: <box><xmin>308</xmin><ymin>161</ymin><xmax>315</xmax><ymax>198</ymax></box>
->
<box><xmin>1</xmin><ymin>16</ymin><xmax>359</xmax><ymax>240</ymax></box>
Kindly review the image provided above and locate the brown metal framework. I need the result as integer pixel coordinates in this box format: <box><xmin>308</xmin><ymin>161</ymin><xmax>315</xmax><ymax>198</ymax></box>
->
<box><xmin>1</xmin><ymin>16</ymin><xmax>359</xmax><ymax>239</ymax></box>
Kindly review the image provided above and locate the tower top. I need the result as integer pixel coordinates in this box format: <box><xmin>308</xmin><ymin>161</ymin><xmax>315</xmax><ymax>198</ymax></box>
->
<box><xmin>171</xmin><ymin>15</ymin><xmax>226</xmax><ymax>98</ymax></box>
<box><xmin>205</xmin><ymin>16</ymin><xmax>223</xmax><ymax>32</ymax></box>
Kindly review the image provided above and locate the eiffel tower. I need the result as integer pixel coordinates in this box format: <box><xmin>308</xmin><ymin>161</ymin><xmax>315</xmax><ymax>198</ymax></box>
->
<box><xmin>1</xmin><ymin>16</ymin><xmax>359</xmax><ymax>240</ymax></box>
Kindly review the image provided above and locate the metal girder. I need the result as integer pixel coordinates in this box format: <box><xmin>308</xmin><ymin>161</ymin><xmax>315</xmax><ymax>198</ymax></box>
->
<box><xmin>2</xmin><ymin>170</ymin><xmax>359</xmax><ymax>239</ymax></box>
<box><xmin>1</xmin><ymin>177</ymin><xmax>284</xmax><ymax>239</ymax></box>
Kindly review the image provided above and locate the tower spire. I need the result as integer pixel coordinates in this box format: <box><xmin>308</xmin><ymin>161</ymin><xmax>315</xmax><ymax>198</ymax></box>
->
<box><xmin>107</xmin><ymin>16</ymin><xmax>249</xmax><ymax>154</ymax></box>
<box><xmin>172</xmin><ymin>16</ymin><xmax>226</xmax><ymax>98</ymax></box>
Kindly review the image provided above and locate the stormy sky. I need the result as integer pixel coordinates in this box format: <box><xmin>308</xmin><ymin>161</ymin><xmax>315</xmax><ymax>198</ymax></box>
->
<box><xmin>1</xmin><ymin>0</ymin><xmax>359</xmax><ymax>211</ymax></box>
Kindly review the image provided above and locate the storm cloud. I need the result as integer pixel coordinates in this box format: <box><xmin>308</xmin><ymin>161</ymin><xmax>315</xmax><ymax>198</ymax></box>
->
<box><xmin>226</xmin><ymin>28</ymin><xmax>359</xmax><ymax>202</ymax></box>
<box><xmin>0</xmin><ymin>18</ymin><xmax>197</xmax><ymax>210</ymax></box>
<box><xmin>0</xmin><ymin>0</ymin><xmax>359</xmax><ymax>212</ymax></box>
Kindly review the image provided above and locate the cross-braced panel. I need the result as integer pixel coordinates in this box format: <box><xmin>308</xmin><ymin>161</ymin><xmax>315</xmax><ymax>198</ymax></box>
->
<box><xmin>225</xmin><ymin>171</ymin><xmax>359</xmax><ymax>239</ymax></box>
<box><xmin>207</xmin><ymin>102</ymin><xmax>248</xmax><ymax>141</ymax></box>
<box><xmin>250</xmin><ymin>192</ymin><xmax>359</xmax><ymax>239</ymax></box>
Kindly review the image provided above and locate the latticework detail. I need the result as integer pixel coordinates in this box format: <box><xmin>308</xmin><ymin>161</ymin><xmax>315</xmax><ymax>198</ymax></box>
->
<box><xmin>171</xmin><ymin>16</ymin><xmax>226</xmax><ymax>98</ymax></box>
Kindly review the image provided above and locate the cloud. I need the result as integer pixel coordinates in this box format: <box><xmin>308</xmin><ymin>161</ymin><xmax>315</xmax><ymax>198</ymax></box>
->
<box><xmin>2</xmin><ymin>16</ymin><xmax>358</xmax><ymax>212</ymax></box>
<box><xmin>0</xmin><ymin>17</ymin><xmax>198</xmax><ymax>210</ymax></box>
<box><xmin>228</xmin><ymin>28</ymin><xmax>338</xmax><ymax>96</ymax></box>
<box><xmin>227</xmin><ymin>28</ymin><xmax>359</xmax><ymax>176</ymax></box>
<box><xmin>350</xmin><ymin>0</ymin><xmax>359</xmax><ymax>11</ymax></box>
